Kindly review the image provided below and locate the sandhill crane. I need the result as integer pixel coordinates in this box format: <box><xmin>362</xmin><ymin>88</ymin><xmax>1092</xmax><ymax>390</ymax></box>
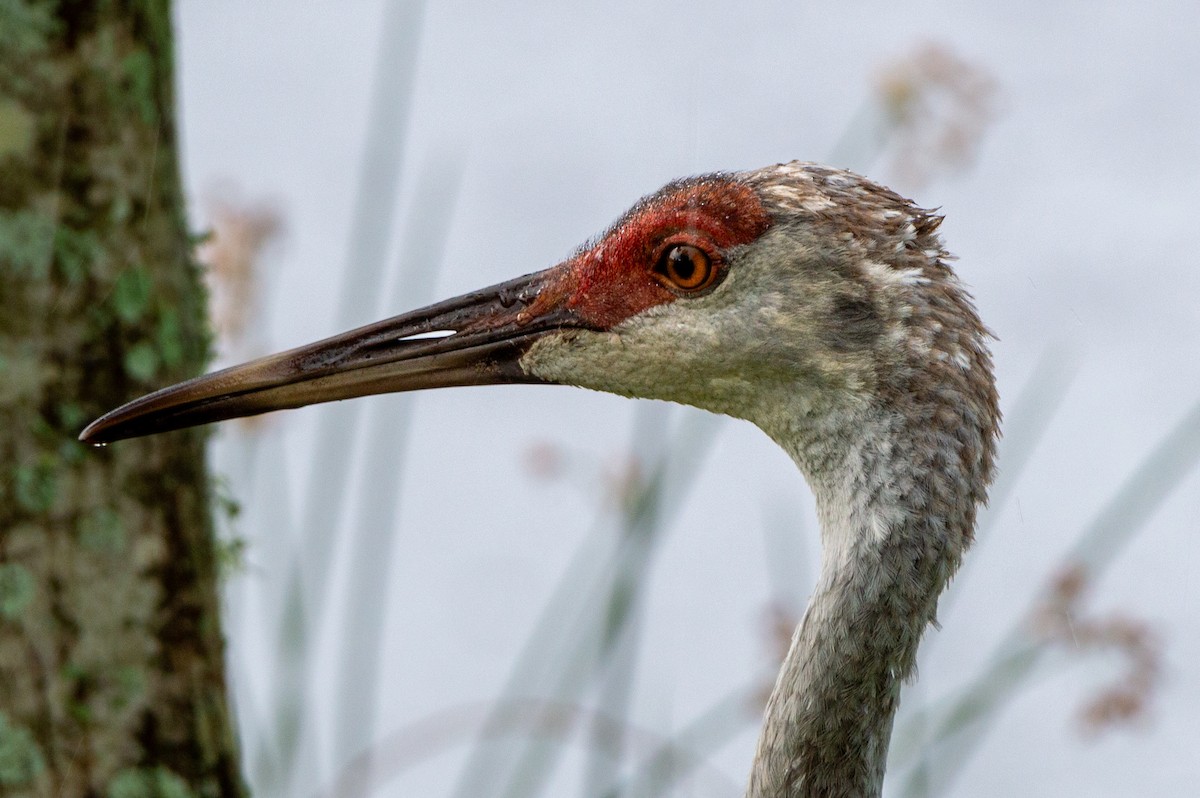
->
<box><xmin>82</xmin><ymin>161</ymin><xmax>999</xmax><ymax>797</ymax></box>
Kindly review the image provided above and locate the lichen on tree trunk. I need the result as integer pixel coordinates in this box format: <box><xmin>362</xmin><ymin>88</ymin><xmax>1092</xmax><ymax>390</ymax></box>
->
<box><xmin>0</xmin><ymin>2</ymin><xmax>245</xmax><ymax>796</ymax></box>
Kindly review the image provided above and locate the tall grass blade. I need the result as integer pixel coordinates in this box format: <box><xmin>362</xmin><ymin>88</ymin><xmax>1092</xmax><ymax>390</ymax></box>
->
<box><xmin>272</xmin><ymin>2</ymin><xmax>427</xmax><ymax>791</ymax></box>
<box><xmin>333</xmin><ymin>151</ymin><xmax>464</xmax><ymax>774</ymax></box>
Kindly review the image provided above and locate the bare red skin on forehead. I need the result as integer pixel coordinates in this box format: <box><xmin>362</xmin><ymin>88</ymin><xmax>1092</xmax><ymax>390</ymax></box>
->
<box><xmin>524</xmin><ymin>177</ymin><xmax>772</xmax><ymax>330</ymax></box>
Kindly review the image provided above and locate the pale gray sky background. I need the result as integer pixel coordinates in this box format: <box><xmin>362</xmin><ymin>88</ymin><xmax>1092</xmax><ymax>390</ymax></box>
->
<box><xmin>175</xmin><ymin>1</ymin><xmax>1200</xmax><ymax>795</ymax></box>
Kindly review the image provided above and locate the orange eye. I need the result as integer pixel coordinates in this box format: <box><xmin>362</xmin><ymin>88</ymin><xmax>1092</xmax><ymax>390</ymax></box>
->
<box><xmin>654</xmin><ymin>244</ymin><xmax>717</xmax><ymax>293</ymax></box>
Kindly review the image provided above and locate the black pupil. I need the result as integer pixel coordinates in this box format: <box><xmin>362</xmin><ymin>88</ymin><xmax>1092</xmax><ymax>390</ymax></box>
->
<box><xmin>670</xmin><ymin>247</ymin><xmax>696</xmax><ymax>282</ymax></box>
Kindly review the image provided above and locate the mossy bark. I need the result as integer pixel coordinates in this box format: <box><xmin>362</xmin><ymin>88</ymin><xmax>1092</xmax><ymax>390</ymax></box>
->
<box><xmin>0</xmin><ymin>2</ymin><xmax>245</xmax><ymax>796</ymax></box>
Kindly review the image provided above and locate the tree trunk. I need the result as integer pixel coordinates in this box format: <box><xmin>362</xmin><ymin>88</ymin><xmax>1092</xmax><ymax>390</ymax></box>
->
<box><xmin>0</xmin><ymin>2</ymin><xmax>245</xmax><ymax>796</ymax></box>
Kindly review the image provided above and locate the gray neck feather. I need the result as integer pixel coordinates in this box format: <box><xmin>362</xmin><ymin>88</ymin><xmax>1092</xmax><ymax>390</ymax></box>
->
<box><xmin>747</xmin><ymin>395</ymin><xmax>986</xmax><ymax>798</ymax></box>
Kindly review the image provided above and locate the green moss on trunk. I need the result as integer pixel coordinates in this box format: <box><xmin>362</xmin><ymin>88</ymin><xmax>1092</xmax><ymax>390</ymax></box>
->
<box><xmin>0</xmin><ymin>2</ymin><xmax>246</xmax><ymax>796</ymax></box>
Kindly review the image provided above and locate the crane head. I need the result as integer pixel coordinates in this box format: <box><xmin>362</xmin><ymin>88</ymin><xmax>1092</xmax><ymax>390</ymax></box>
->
<box><xmin>80</xmin><ymin>162</ymin><xmax>984</xmax><ymax>445</ymax></box>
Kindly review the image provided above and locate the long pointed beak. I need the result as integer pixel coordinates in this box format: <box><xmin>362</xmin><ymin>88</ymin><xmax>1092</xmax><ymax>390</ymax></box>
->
<box><xmin>80</xmin><ymin>267</ymin><xmax>584</xmax><ymax>444</ymax></box>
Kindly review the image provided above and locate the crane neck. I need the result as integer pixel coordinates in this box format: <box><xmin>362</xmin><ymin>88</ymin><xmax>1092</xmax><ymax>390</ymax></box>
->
<box><xmin>747</xmin><ymin>396</ymin><xmax>985</xmax><ymax>798</ymax></box>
